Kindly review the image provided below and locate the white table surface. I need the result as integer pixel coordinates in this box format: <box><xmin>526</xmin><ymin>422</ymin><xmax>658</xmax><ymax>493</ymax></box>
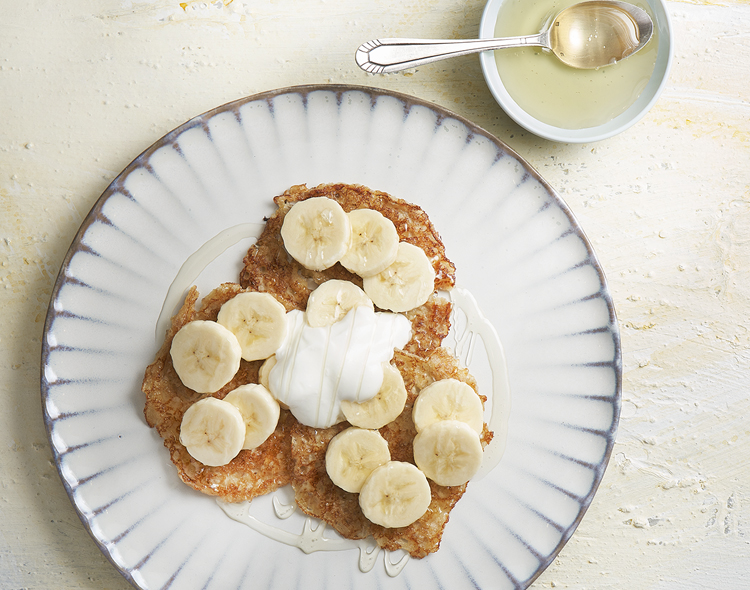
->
<box><xmin>2</xmin><ymin>1</ymin><xmax>749</xmax><ymax>588</ymax></box>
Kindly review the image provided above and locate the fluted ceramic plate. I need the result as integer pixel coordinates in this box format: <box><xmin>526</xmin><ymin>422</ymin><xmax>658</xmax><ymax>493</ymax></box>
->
<box><xmin>42</xmin><ymin>85</ymin><xmax>621</xmax><ymax>590</ymax></box>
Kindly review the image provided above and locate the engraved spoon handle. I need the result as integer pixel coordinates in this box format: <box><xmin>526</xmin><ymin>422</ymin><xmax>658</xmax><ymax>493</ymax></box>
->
<box><xmin>355</xmin><ymin>35</ymin><xmax>547</xmax><ymax>74</ymax></box>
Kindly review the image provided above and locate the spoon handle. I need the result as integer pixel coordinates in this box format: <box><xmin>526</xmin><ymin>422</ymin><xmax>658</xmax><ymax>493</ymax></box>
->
<box><xmin>356</xmin><ymin>35</ymin><xmax>546</xmax><ymax>74</ymax></box>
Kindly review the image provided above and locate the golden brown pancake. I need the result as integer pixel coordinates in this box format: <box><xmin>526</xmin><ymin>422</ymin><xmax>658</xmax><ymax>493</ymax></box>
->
<box><xmin>240</xmin><ymin>183</ymin><xmax>456</xmax><ymax>306</ymax></box>
<box><xmin>142</xmin><ymin>183</ymin><xmax>491</xmax><ymax>557</ymax></box>
<box><xmin>290</xmin><ymin>347</ymin><xmax>493</xmax><ymax>559</ymax></box>
<box><xmin>143</xmin><ymin>283</ymin><xmax>295</xmax><ymax>503</ymax></box>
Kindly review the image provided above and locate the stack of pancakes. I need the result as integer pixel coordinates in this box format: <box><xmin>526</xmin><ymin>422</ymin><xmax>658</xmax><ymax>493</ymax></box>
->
<box><xmin>143</xmin><ymin>183</ymin><xmax>492</xmax><ymax>558</ymax></box>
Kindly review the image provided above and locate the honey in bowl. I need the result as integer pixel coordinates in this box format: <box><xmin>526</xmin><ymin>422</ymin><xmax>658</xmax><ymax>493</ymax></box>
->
<box><xmin>494</xmin><ymin>0</ymin><xmax>658</xmax><ymax>130</ymax></box>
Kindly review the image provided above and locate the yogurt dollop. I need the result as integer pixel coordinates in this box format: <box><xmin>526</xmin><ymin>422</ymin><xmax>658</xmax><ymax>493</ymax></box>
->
<box><xmin>268</xmin><ymin>306</ymin><xmax>412</xmax><ymax>428</ymax></box>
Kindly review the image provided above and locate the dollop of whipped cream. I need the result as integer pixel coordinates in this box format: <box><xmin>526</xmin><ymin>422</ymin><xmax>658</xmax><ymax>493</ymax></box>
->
<box><xmin>268</xmin><ymin>306</ymin><xmax>412</xmax><ymax>428</ymax></box>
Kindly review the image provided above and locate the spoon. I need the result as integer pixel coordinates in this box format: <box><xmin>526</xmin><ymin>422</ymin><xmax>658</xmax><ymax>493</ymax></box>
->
<box><xmin>355</xmin><ymin>1</ymin><xmax>653</xmax><ymax>74</ymax></box>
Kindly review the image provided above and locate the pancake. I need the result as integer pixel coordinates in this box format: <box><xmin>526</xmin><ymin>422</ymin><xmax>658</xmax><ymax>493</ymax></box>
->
<box><xmin>240</xmin><ymin>183</ymin><xmax>456</xmax><ymax>357</ymax></box>
<box><xmin>290</xmin><ymin>347</ymin><xmax>493</xmax><ymax>559</ymax></box>
<box><xmin>240</xmin><ymin>183</ymin><xmax>456</xmax><ymax>307</ymax></box>
<box><xmin>142</xmin><ymin>182</ymin><xmax>491</xmax><ymax>558</ymax></box>
<box><xmin>143</xmin><ymin>283</ymin><xmax>295</xmax><ymax>503</ymax></box>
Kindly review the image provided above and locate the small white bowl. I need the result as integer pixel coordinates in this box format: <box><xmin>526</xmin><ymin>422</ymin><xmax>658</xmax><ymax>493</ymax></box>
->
<box><xmin>479</xmin><ymin>0</ymin><xmax>673</xmax><ymax>143</ymax></box>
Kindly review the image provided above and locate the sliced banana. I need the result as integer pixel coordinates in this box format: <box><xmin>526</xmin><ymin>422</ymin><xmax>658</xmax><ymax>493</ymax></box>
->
<box><xmin>179</xmin><ymin>397</ymin><xmax>246</xmax><ymax>466</ymax></box>
<box><xmin>339</xmin><ymin>208</ymin><xmax>400</xmax><ymax>278</ymax></box>
<box><xmin>413</xmin><ymin>420</ymin><xmax>483</xmax><ymax>487</ymax></box>
<box><xmin>170</xmin><ymin>320</ymin><xmax>242</xmax><ymax>394</ymax></box>
<box><xmin>258</xmin><ymin>354</ymin><xmax>275</xmax><ymax>390</ymax></box>
<box><xmin>412</xmin><ymin>378</ymin><xmax>484</xmax><ymax>434</ymax></box>
<box><xmin>362</xmin><ymin>242</ymin><xmax>436</xmax><ymax>313</ymax></box>
<box><xmin>216</xmin><ymin>291</ymin><xmax>287</xmax><ymax>361</ymax></box>
<box><xmin>280</xmin><ymin>196</ymin><xmax>351</xmax><ymax>271</ymax></box>
<box><xmin>259</xmin><ymin>355</ymin><xmax>289</xmax><ymax>409</ymax></box>
<box><xmin>223</xmin><ymin>384</ymin><xmax>280</xmax><ymax>450</ymax></box>
<box><xmin>305</xmin><ymin>279</ymin><xmax>374</xmax><ymax>327</ymax></box>
<box><xmin>359</xmin><ymin>461</ymin><xmax>432</xmax><ymax>528</ymax></box>
<box><xmin>325</xmin><ymin>427</ymin><xmax>391</xmax><ymax>493</ymax></box>
<box><xmin>340</xmin><ymin>363</ymin><xmax>407</xmax><ymax>429</ymax></box>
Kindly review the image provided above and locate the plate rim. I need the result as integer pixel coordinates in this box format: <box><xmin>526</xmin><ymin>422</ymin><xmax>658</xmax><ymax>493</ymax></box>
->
<box><xmin>40</xmin><ymin>83</ymin><xmax>622</xmax><ymax>590</ymax></box>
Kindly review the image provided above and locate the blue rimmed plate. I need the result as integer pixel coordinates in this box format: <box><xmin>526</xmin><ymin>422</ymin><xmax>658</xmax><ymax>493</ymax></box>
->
<box><xmin>42</xmin><ymin>84</ymin><xmax>620</xmax><ymax>590</ymax></box>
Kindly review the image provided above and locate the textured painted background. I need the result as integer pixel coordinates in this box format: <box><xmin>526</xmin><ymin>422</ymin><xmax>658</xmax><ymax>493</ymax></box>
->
<box><xmin>1</xmin><ymin>0</ymin><xmax>748</xmax><ymax>588</ymax></box>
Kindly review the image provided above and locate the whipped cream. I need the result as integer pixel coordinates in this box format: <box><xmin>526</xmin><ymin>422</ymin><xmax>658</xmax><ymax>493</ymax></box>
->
<box><xmin>268</xmin><ymin>306</ymin><xmax>412</xmax><ymax>428</ymax></box>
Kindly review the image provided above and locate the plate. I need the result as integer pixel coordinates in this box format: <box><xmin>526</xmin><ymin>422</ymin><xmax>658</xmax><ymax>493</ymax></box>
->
<box><xmin>42</xmin><ymin>84</ymin><xmax>621</xmax><ymax>590</ymax></box>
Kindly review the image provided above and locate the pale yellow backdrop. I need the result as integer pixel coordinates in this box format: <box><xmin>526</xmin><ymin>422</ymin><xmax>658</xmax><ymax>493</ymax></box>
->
<box><xmin>1</xmin><ymin>0</ymin><xmax>749</xmax><ymax>588</ymax></box>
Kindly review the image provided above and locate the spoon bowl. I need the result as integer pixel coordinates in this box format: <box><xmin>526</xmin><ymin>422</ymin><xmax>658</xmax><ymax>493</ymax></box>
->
<box><xmin>547</xmin><ymin>1</ymin><xmax>653</xmax><ymax>68</ymax></box>
<box><xmin>355</xmin><ymin>0</ymin><xmax>653</xmax><ymax>73</ymax></box>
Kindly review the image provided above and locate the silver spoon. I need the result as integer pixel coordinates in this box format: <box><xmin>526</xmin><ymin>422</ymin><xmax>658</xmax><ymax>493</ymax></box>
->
<box><xmin>356</xmin><ymin>1</ymin><xmax>653</xmax><ymax>74</ymax></box>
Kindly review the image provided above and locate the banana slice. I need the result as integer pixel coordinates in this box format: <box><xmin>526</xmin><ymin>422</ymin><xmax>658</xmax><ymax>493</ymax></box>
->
<box><xmin>259</xmin><ymin>355</ymin><xmax>289</xmax><ymax>409</ymax></box>
<box><xmin>305</xmin><ymin>279</ymin><xmax>374</xmax><ymax>327</ymax></box>
<box><xmin>223</xmin><ymin>384</ymin><xmax>280</xmax><ymax>450</ymax></box>
<box><xmin>179</xmin><ymin>397</ymin><xmax>246</xmax><ymax>466</ymax></box>
<box><xmin>325</xmin><ymin>427</ymin><xmax>391</xmax><ymax>493</ymax></box>
<box><xmin>280</xmin><ymin>196</ymin><xmax>351</xmax><ymax>271</ymax></box>
<box><xmin>340</xmin><ymin>363</ymin><xmax>407</xmax><ymax>429</ymax></box>
<box><xmin>339</xmin><ymin>208</ymin><xmax>399</xmax><ymax>277</ymax></box>
<box><xmin>362</xmin><ymin>242</ymin><xmax>436</xmax><ymax>313</ymax></box>
<box><xmin>170</xmin><ymin>320</ymin><xmax>242</xmax><ymax>393</ymax></box>
<box><xmin>359</xmin><ymin>461</ymin><xmax>432</xmax><ymax>528</ymax></box>
<box><xmin>217</xmin><ymin>292</ymin><xmax>287</xmax><ymax>361</ymax></box>
<box><xmin>413</xmin><ymin>420</ymin><xmax>483</xmax><ymax>487</ymax></box>
<box><xmin>258</xmin><ymin>355</ymin><xmax>275</xmax><ymax>390</ymax></box>
<box><xmin>412</xmin><ymin>378</ymin><xmax>484</xmax><ymax>434</ymax></box>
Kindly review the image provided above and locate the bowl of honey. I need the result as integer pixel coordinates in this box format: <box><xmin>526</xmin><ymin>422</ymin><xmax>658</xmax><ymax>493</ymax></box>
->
<box><xmin>479</xmin><ymin>0</ymin><xmax>673</xmax><ymax>143</ymax></box>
